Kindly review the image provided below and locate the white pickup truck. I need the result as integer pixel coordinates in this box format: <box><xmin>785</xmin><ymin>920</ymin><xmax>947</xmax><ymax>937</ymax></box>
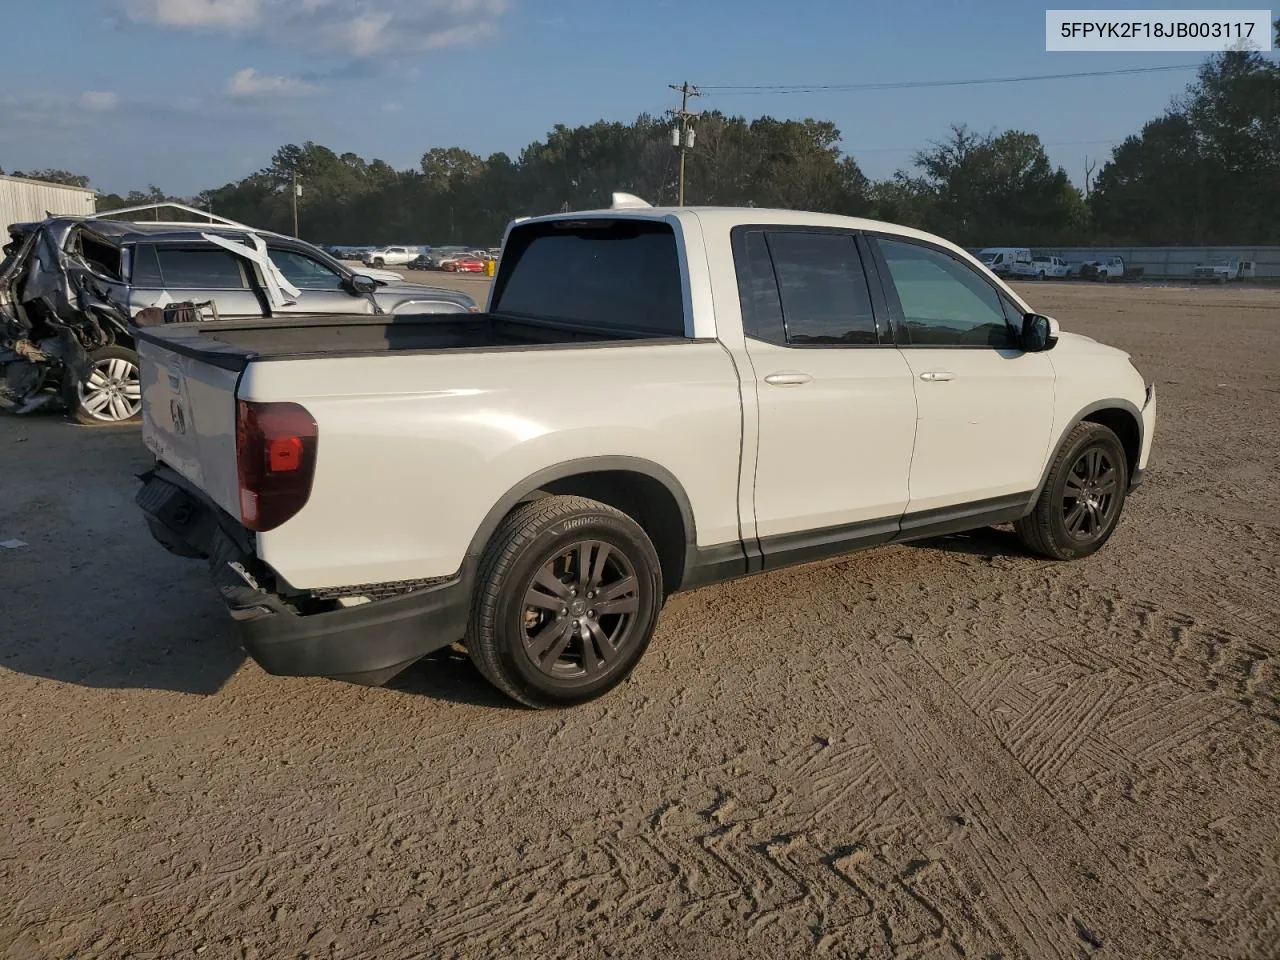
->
<box><xmin>361</xmin><ymin>246</ymin><xmax>416</xmax><ymax>268</ymax></box>
<box><xmin>133</xmin><ymin>199</ymin><xmax>1156</xmax><ymax>708</ymax></box>
<box><xmin>1031</xmin><ymin>255</ymin><xmax>1071</xmax><ymax>279</ymax></box>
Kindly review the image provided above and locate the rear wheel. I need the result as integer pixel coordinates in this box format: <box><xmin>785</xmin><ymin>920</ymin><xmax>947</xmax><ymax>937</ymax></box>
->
<box><xmin>1015</xmin><ymin>422</ymin><xmax>1128</xmax><ymax>560</ymax></box>
<box><xmin>70</xmin><ymin>345</ymin><xmax>142</xmax><ymax>425</ymax></box>
<box><xmin>467</xmin><ymin>495</ymin><xmax>663</xmax><ymax>708</ymax></box>
<box><xmin>373</xmin><ymin>257</ymin><xmax>385</xmax><ymax>268</ymax></box>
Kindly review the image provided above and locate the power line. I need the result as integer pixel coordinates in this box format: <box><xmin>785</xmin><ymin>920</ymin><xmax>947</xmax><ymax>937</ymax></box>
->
<box><xmin>697</xmin><ymin>63</ymin><xmax>1200</xmax><ymax>96</ymax></box>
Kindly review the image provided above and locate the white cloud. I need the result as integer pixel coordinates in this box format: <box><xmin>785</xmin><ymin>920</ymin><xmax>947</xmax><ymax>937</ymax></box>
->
<box><xmin>226</xmin><ymin>67</ymin><xmax>319</xmax><ymax>98</ymax></box>
<box><xmin>349</xmin><ymin>11</ymin><xmax>394</xmax><ymax>56</ymax></box>
<box><xmin>125</xmin><ymin>0</ymin><xmax>260</xmax><ymax>28</ymax></box>
<box><xmin>80</xmin><ymin>91</ymin><xmax>121</xmax><ymax>111</ymax></box>
<box><xmin>121</xmin><ymin>0</ymin><xmax>509</xmax><ymax>56</ymax></box>
<box><xmin>421</xmin><ymin>19</ymin><xmax>496</xmax><ymax>49</ymax></box>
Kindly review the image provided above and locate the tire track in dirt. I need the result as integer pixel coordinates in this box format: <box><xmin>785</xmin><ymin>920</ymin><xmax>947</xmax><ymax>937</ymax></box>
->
<box><xmin>846</xmin><ymin>637</ymin><xmax>1175</xmax><ymax>959</ymax></box>
<box><xmin>363</xmin><ymin>717</ymin><xmax>1022</xmax><ymax>958</ymax></box>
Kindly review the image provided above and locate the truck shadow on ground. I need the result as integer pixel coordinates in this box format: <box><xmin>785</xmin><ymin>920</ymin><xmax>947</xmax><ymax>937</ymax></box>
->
<box><xmin>907</xmin><ymin>525</ymin><xmax>1028</xmax><ymax>559</ymax></box>
<box><xmin>1</xmin><ymin>611</ymin><xmax>249</xmax><ymax>697</ymax></box>
<box><xmin>383</xmin><ymin>646</ymin><xmax>523</xmax><ymax>710</ymax></box>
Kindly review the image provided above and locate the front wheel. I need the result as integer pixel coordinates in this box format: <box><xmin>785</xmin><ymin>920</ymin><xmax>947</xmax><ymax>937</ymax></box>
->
<box><xmin>467</xmin><ymin>495</ymin><xmax>663</xmax><ymax>708</ymax></box>
<box><xmin>70</xmin><ymin>345</ymin><xmax>142</xmax><ymax>425</ymax></box>
<box><xmin>1038</xmin><ymin>270</ymin><xmax>1046</xmax><ymax>280</ymax></box>
<box><xmin>1015</xmin><ymin>422</ymin><xmax>1129</xmax><ymax>560</ymax></box>
<box><xmin>373</xmin><ymin>258</ymin><xmax>385</xmax><ymax>268</ymax></box>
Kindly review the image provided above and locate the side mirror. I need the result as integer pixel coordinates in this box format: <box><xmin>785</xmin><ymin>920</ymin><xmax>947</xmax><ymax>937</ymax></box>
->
<box><xmin>1020</xmin><ymin>313</ymin><xmax>1060</xmax><ymax>352</ymax></box>
<box><xmin>348</xmin><ymin>274</ymin><xmax>378</xmax><ymax>295</ymax></box>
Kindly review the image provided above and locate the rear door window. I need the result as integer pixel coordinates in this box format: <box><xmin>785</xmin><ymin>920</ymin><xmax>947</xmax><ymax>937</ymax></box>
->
<box><xmin>130</xmin><ymin>244</ymin><xmax>163</xmax><ymax>287</ymax></box>
<box><xmin>764</xmin><ymin>231</ymin><xmax>878</xmax><ymax>345</ymax></box>
<box><xmin>153</xmin><ymin>247</ymin><xmax>249</xmax><ymax>289</ymax></box>
<box><xmin>732</xmin><ymin>228</ymin><xmax>880</xmax><ymax>346</ymax></box>
<box><xmin>493</xmin><ymin>220</ymin><xmax>685</xmax><ymax>336</ymax></box>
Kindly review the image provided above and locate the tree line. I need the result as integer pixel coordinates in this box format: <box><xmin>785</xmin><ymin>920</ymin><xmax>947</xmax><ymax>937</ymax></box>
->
<box><xmin>6</xmin><ymin>26</ymin><xmax>1277</xmax><ymax>248</ymax></box>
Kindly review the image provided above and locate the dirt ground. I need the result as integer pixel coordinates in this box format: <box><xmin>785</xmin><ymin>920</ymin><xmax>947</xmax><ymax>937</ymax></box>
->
<box><xmin>1</xmin><ymin>282</ymin><xmax>1277</xmax><ymax>959</ymax></box>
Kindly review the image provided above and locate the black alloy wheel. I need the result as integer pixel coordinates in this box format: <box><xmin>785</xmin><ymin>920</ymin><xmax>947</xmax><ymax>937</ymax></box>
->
<box><xmin>1062</xmin><ymin>447</ymin><xmax>1120</xmax><ymax>542</ymax></box>
<box><xmin>468</xmin><ymin>495</ymin><xmax>663</xmax><ymax>708</ymax></box>
<box><xmin>1015</xmin><ymin>421</ymin><xmax>1130</xmax><ymax>560</ymax></box>
<box><xmin>520</xmin><ymin>540</ymin><xmax>641</xmax><ymax>679</ymax></box>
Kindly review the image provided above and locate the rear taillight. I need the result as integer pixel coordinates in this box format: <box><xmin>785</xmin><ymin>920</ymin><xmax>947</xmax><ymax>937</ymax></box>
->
<box><xmin>236</xmin><ymin>399</ymin><xmax>318</xmax><ymax>532</ymax></box>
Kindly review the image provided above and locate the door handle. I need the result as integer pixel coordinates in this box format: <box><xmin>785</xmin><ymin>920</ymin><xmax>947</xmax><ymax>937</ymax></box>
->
<box><xmin>764</xmin><ymin>372</ymin><xmax>813</xmax><ymax>386</ymax></box>
<box><xmin>918</xmin><ymin>370</ymin><xmax>956</xmax><ymax>382</ymax></box>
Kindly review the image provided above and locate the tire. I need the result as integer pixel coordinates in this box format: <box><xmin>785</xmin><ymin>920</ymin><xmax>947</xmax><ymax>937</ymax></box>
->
<box><xmin>373</xmin><ymin>258</ymin><xmax>385</xmax><ymax>268</ymax></box>
<box><xmin>1038</xmin><ymin>270</ymin><xmax>1046</xmax><ymax>280</ymax></box>
<box><xmin>1015</xmin><ymin>422</ymin><xmax>1129</xmax><ymax>561</ymax></box>
<box><xmin>467</xmin><ymin>495</ymin><xmax>664</xmax><ymax>708</ymax></box>
<box><xmin>68</xmin><ymin>345</ymin><xmax>142</xmax><ymax>425</ymax></box>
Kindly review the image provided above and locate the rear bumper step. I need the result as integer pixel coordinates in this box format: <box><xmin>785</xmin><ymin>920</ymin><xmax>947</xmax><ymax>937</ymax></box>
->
<box><xmin>136</xmin><ymin>468</ymin><xmax>469</xmax><ymax>679</ymax></box>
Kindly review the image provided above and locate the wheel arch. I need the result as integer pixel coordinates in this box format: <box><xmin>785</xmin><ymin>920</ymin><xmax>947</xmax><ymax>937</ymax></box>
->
<box><xmin>466</xmin><ymin>457</ymin><xmax>696</xmax><ymax>597</ymax></box>
<box><xmin>1033</xmin><ymin>399</ymin><xmax>1144</xmax><ymax>501</ymax></box>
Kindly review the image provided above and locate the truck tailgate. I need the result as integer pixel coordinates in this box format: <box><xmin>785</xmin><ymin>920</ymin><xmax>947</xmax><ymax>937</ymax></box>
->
<box><xmin>137</xmin><ymin>337</ymin><xmax>243</xmax><ymax>521</ymax></box>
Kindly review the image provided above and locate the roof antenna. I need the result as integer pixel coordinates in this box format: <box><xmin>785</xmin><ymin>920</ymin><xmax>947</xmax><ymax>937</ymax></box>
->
<box><xmin>610</xmin><ymin>192</ymin><xmax>652</xmax><ymax>210</ymax></box>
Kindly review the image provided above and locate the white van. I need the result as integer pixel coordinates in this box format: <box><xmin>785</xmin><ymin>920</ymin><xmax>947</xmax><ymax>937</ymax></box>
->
<box><xmin>977</xmin><ymin>247</ymin><xmax>1035</xmax><ymax>279</ymax></box>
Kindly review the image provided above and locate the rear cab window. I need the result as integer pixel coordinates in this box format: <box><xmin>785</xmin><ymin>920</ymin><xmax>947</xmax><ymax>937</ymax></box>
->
<box><xmin>491</xmin><ymin>219</ymin><xmax>686</xmax><ymax>338</ymax></box>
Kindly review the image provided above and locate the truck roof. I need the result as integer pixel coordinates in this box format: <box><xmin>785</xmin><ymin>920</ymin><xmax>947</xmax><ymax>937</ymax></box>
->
<box><xmin>510</xmin><ymin>205</ymin><xmax>988</xmax><ymax>275</ymax></box>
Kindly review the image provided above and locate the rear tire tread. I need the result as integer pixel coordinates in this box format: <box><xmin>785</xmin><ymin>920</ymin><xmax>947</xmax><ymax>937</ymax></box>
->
<box><xmin>468</xmin><ymin>495</ymin><xmax>655</xmax><ymax>709</ymax></box>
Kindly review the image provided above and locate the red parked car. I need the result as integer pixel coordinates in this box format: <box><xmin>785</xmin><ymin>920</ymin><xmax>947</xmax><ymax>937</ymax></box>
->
<box><xmin>444</xmin><ymin>257</ymin><xmax>486</xmax><ymax>274</ymax></box>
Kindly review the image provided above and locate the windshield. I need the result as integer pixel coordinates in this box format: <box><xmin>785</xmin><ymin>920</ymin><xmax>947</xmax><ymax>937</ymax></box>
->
<box><xmin>979</xmin><ymin>252</ymin><xmax>996</xmax><ymax>263</ymax></box>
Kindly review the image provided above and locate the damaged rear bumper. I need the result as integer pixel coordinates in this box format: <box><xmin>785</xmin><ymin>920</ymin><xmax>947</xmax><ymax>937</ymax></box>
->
<box><xmin>135</xmin><ymin>466</ymin><xmax>469</xmax><ymax>681</ymax></box>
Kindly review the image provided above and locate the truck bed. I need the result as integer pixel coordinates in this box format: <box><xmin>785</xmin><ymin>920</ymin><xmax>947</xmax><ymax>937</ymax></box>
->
<box><xmin>131</xmin><ymin>313</ymin><xmax>677</xmax><ymax>371</ymax></box>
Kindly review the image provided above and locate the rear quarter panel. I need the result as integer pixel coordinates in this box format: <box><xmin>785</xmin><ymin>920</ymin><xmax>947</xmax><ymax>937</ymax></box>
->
<box><xmin>239</xmin><ymin>342</ymin><xmax>744</xmax><ymax>589</ymax></box>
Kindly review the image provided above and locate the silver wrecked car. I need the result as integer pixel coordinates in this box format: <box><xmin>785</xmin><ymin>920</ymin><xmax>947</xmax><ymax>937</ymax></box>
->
<box><xmin>0</xmin><ymin>203</ymin><xmax>476</xmax><ymax>424</ymax></box>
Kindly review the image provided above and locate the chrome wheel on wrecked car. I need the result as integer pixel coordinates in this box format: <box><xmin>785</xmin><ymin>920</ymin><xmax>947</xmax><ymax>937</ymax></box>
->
<box><xmin>75</xmin><ymin>347</ymin><xmax>142</xmax><ymax>424</ymax></box>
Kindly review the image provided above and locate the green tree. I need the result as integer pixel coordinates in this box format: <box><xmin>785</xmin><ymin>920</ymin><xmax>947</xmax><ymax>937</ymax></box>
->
<box><xmin>1090</xmin><ymin>32</ymin><xmax>1280</xmax><ymax>243</ymax></box>
<box><xmin>867</xmin><ymin>177</ymin><xmax>933</xmax><ymax>228</ymax></box>
<box><xmin>6</xmin><ymin>168</ymin><xmax>93</xmax><ymax>188</ymax></box>
<box><xmin>902</xmin><ymin>125</ymin><xmax>1085</xmax><ymax>245</ymax></box>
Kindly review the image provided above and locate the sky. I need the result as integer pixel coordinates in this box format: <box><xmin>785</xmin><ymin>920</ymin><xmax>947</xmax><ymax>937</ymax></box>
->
<box><xmin>0</xmin><ymin>0</ymin><xmax>1272</xmax><ymax>196</ymax></box>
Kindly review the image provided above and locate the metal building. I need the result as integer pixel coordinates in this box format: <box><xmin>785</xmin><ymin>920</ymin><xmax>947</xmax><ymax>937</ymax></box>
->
<box><xmin>0</xmin><ymin>173</ymin><xmax>97</xmax><ymax>232</ymax></box>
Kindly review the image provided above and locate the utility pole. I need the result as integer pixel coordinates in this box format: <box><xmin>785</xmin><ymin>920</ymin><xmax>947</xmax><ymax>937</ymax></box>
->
<box><xmin>291</xmin><ymin>171</ymin><xmax>301</xmax><ymax>237</ymax></box>
<box><xmin>669</xmin><ymin>82</ymin><xmax>700</xmax><ymax>206</ymax></box>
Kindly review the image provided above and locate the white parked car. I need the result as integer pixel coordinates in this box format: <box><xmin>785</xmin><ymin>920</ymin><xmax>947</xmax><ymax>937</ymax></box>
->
<box><xmin>1031</xmin><ymin>255</ymin><xmax>1070</xmax><ymax>279</ymax></box>
<box><xmin>361</xmin><ymin>246</ymin><xmax>415</xmax><ymax>268</ymax></box>
<box><xmin>134</xmin><ymin>198</ymin><xmax>1156</xmax><ymax>708</ymax></box>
